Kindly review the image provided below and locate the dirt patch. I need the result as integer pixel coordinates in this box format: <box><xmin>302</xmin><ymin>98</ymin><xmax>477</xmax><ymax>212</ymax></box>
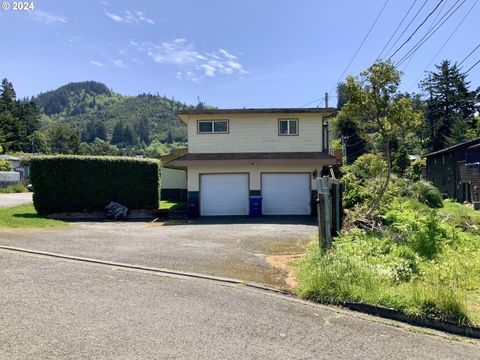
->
<box><xmin>266</xmin><ymin>254</ymin><xmax>304</xmax><ymax>289</ymax></box>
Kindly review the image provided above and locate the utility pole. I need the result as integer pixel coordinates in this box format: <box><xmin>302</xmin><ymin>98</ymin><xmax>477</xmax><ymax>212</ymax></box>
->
<box><xmin>324</xmin><ymin>92</ymin><xmax>329</xmax><ymax>108</ymax></box>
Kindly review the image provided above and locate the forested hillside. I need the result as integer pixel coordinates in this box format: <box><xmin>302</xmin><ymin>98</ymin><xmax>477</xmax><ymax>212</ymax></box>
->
<box><xmin>34</xmin><ymin>81</ymin><xmax>189</xmax><ymax>146</ymax></box>
<box><xmin>0</xmin><ymin>79</ymin><xmax>207</xmax><ymax>156</ymax></box>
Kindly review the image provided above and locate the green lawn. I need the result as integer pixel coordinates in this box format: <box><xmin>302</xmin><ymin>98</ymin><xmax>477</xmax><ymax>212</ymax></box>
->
<box><xmin>0</xmin><ymin>204</ymin><xmax>67</xmax><ymax>228</ymax></box>
<box><xmin>296</xmin><ymin>199</ymin><xmax>480</xmax><ymax>326</ymax></box>
<box><xmin>160</xmin><ymin>200</ymin><xmax>186</xmax><ymax>211</ymax></box>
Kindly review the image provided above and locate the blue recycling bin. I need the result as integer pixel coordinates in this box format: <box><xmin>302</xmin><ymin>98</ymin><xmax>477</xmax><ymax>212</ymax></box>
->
<box><xmin>249</xmin><ymin>196</ymin><xmax>262</xmax><ymax>217</ymax></box>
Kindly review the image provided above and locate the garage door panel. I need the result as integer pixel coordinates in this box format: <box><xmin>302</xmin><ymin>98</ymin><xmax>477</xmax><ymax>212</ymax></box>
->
<box><xmin>200</xmin><ymin>174</ymin><xmax>249</xmax><ymax>216</ymax></box>
<box><xmin>262</xmin><ymin>173</ymin><xmax>310</xmax><ymax>215</ymax></box>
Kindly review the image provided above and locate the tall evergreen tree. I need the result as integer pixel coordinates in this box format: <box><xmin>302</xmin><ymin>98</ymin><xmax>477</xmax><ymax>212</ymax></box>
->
<box><xmin>111</xmin><ymin>121</ymin><xmax>124</xmax><ymax>145</ymax></box>
<box><xmin>0</xmin><ymin>79</ymin><xmax>16</xmax><ymax>112</ymax></box>
<box><xmin>123</xmin><ymin>124</ymin><xmax>138</xmax><ymax>146</ymax></box>
<box><xmin>420</xmin><ymin>60</ymin><xmax>477</xmax><ymax>151</ymax></box>
<box><xmin>135</xmin><ymin>117</ymin><xmax>150</xmax><ymax>145</ymax></box>
<box><xmin>0</xmin><ymin>79</ymin><xmax>40</xmax><ymax>152</ymax></box>
<box><xmin>95</xmin><ymin>121</ymin><xmax>108</xmax><ymax>141</ymax></box>
<box><xmin>48</xmin><ymin>124</ymin><xmax>80</xmax><ymax>154</ymax></box>
<box><xmin>82</xmin><ymin>120</ymin><xmax>97</xmax><ymax>143</ymax></box>
<box><xmin>0</xmin><ymin>111</ymin><xmax>20</xmax><ymax>153</ymax></box>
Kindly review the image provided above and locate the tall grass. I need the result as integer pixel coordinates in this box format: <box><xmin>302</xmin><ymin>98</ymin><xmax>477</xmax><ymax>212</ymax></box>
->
<box><xmin>296</xmin><ymin>199</ymin><xmax>479</xmax><ymax>325</ymax></box>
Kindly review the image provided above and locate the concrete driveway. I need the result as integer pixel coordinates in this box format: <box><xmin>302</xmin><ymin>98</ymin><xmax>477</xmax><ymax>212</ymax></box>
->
<box><xmin>1</xmin><ymin>249</ymin><xmax>477</xmax><ymax>359</ymax></box>
<box><xmin>0</xmin><ymin>192</ymin><xmax>32</xmax><ymax>208</ymax></box>
<box><xmin>0</xmin><ymin>217</ymin><xmax>316</xmax><ymax>288</ymax></box>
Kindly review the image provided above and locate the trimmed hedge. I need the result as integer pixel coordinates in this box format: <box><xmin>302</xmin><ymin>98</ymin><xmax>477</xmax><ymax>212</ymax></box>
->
<box><xmin>30</xmin><ymin>155</ymin><xmax>160</xmax><ymax>214</ymax></box>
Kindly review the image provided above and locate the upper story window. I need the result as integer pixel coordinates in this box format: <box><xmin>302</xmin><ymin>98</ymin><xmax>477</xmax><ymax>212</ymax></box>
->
<box><xmin>197</xmin><ymin>120</ymin><xmax>229</xmax><ymax>134</ymax></box>
<box><xmin>278</xmin><ymin>119</ymin><xmax>298</xmax><ymax>136</ymax></box>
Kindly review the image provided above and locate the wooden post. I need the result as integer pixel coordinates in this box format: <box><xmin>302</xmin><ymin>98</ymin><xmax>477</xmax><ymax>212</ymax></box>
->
<box><xmin>322</xmin><ymin>176</ymin><xmax>331</xmax><ymax>250</ymax></box>
<box><xmin>316</xmin><ymin>177</ymin><xmax>324</xmax><ymax>248</ymax></box>
<box><xmin>331</xmin><ymin>180</ymin><xmax>340</xmax><ymax>234</ymax></box>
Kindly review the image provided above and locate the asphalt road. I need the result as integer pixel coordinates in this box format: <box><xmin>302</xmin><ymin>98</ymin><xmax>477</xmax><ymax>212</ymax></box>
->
<box><xmin>0</xmin><ymin>219</ymin><xmax>316</xmax><ymax>288</ymax></box>
<box><xmin>0</xmin><ymin>192</ymin><xmax>32</xmax><ymax>208</ymax></box>
<box><xmin>0</xmin><ymin>249</ymin><xmax>477</xmax><ymax>360</ymax></box>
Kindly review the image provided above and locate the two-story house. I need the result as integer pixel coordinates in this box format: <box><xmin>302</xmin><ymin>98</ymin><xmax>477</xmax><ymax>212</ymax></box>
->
<box><xmin>163</xmin><ymin>108</ymin><xmax>338</xmax><ymax>216</ymax></box>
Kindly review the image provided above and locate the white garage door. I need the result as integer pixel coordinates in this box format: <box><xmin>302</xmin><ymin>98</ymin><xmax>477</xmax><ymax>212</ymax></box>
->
<box><xmin>261</xmin><ymin>173</ymin><xmax>311</xmax><ymax>215</ymax></box>
<box><xmin>200</xmin><ymin>174</ymin><xmax>249</xmax><ymax>216</ymax></box>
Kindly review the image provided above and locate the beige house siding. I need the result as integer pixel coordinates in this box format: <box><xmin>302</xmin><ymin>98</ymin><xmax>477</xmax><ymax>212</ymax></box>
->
<box><xmin>187</xmin><ymin>163</ymin><xmax>325</xmax><ymax>191</ymax></box>
<box><xmin>186</xmin><ymin>113</ymin><xmax>325</xmax><ymax>153</ymax></box>
<box><xmin>161</xmin><ymin>168</ymin><xmax>187</xmax><ymax>189</ymax></box>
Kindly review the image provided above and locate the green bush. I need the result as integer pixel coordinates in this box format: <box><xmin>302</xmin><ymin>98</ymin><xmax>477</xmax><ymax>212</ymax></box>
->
<box><xmin>0</xmin><ymin>183</ymin><xmax>28</xmax><ymax>193</ymax></box>
<box><xmin>406</xmin><ymin>158</ymin><xmax>425</xmax><ymax>181</ymax></box>
<box><xmin>385</xmin><ymin>202</ymin><xmax>447</xmax><ymax>259</ymax></box>
<box><xmin>410</xmin><ymin>180</ymin><xmax>443</xmax><ymax>208</ymax></box>
<box><xmin>341</xmin><ymin>154</ymin><xmax>387</xmax><ymax>209</ymax></box>
<box><xmin>0</xmin><ymin>160</ymin><xmax>13</xmax><ymax>171</ymax></box>
<box><xmin>30</xmin><ymin>155</ymin><xmax>159</xmax><ymax>214</ymax></box>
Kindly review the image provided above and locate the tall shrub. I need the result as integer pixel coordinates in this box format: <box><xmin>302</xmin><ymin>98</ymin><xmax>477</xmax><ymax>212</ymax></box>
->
<box><xmin>30</xmin><ymin>155</ymin><xmax>159</xmax><ymax>214</ymax></box>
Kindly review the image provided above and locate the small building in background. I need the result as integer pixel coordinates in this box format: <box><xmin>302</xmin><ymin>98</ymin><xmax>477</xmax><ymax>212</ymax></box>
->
<box><xmin>424</xmin><ymin>137</ymin><xmax>480</xmax><ymax>203</ymax></box>
<box><xmin>0</xmin><ymin>155</ymin><xmax>29</xmax><ymax>182</ymax></box>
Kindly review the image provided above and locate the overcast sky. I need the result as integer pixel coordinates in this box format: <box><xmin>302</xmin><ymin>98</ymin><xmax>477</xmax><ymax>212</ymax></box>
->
<box><xmin>1</xmin><ymin>0</ymin><xmax>479</xmax><ymax>107</ymax></box>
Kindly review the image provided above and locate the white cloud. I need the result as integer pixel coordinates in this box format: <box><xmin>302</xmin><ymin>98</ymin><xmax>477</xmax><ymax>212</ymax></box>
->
<box><xmin>29</xmin><ymin>10</ymin><xmax>67</xmax><ymax>25</ymax></box>
<box><xmin>105</xmin><ymin>10</ymin><xmax>154</xmax><ymax>24</ymax></box>
<box><xmin>200</xmin><ymin>64</ymin><xmax>216</xmax><ymax>77</ymax></box>
<box><xmin>90</xmin><ymin>60</ymin><xmax>106</xmax><ymax>68</ymax></box>
<box><xmin>219</xmin><ymin>49</ymin><xmax>237</xmax><ymax>60</ymax></box>
<box><xmin>135</xmin><ymin>11</ymin><xmax>155</xmax><ymax>24</ymax></box>
<box><xmin>105</xmin><ymin>11</ymin><xmax>123</xmax><ymax>22</ymax></box>
<box><xmin>111</xmin><ymin>59</ymin><xmax>127</xmax><ymax>68</ymax></box>
<box><xmin>130</xmin><ymin>38</ymin><xmax>246</xmax><ymax>82</ymax></box>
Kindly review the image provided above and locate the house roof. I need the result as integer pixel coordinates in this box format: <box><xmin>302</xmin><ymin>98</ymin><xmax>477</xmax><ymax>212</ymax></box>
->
<box><xmin>424</xmin><ymin>137</ymin><xmax>480</xmax><ymax>158</ymax></box>
<box><xmin>176</xmin><ymin>107</ymin><xmax>336</xmax><ymax>115</ymax></box>
<box><xmin>159</xmin><ymin>147</ymin><xmax>188</xmax><ymax>170</ymax></box>
<box><xmin>176</xmin><ymin>107</ymin><xmax>336</xmax><ymax>123</ymax></box>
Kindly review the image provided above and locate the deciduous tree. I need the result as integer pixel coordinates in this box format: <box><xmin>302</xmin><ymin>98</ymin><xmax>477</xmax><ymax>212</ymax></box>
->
<box><xmin>341</xmin><ymin>61</ymin><xmax>422</xmax><ymax>216</ymax></box>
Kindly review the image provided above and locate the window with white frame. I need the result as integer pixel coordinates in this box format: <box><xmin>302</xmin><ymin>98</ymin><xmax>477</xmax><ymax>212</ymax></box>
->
<box><xmin>197</xmin><ymin>120</ymin><xmax>229</xmax><ymax>134</ymax></box>
<box><xmin>278</xmin><ymin>119</ymin><xmax>298</xmax><ymax>136</ymax></box>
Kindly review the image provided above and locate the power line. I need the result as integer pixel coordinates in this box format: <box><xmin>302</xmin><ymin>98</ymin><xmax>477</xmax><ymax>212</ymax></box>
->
<box><xmin>395</xmin><ymin>0</ymin><xmax>466</xmax><ymax>67</ymax></box>
<box><xmin>329</xmin><ymin>0</ymin><xmax>390</xmax><ymax>94</ymax></box>
<box><xmin>459</xmin><ymin>42</ymin><xmax>480</xmax><ymax>66</ymax></box>
<box><xmin>407</xmin><ymin>0</ymin><xmax>477</xmax><ymax>89</ymax></box>
<box><xmin>377</xmin><ymin>0</ymin><xmax>419</xmax><ymax>60</ymax></box>
<box><xmin>383</xmin><ymin>0</ymin><xmax>431</xmax><ymax>59</ymax></box>
<box><xmin>399</xmin><ymin>0</ymin><xmax>448</xmax><ymax>71</ymax></box>
<box><xmin>465</xmin><ymin>58</ymin><xmax>480</xmax><ymax>74</ymax></box>
<box><xmin>388</xmin><ymin>0</ymin><xmax>446</xmax><ymax>60</ymax></box>
<box><xmin>300</xmin><ymin>97</ymin><xmax>324</xmax><ymax>108</ymax></box>
<box><xmin>396</xmin><ymin>0</ymin><xmax>465</xmax><ymax>67</ymax></box>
